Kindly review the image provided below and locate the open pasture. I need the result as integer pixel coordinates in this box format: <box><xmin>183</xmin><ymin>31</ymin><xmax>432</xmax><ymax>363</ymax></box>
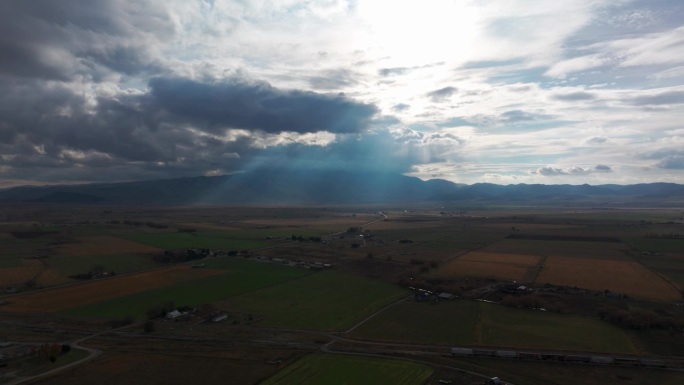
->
<box><xmin>623</xmin><ymin>238</ymin><xmax>684</xmax><ymax>253</ymax></box>
<box><xmin>350</xmin><ymin>300</ymin><xmax>479</xmax><ymax>344</ymax></box>
<box><xmin>481</xmin><ymin>239</ymin><xmax>631</xmax><ymax>260</ymax></box>
<box><xmin>478</xmin><ymin>223</ymin><xmax>585</xmax><ymax>230</ymax></box>
<box><xmin>637</xmin><ymin>252</ymin><xmax>684</xmax><ymax>288</ymax></box>
<box><xmin>1</xmin><ymin>265</ymin><xmax>225</xmax><ymax>313</ymax></box>
<box><xmin>64</xmin><ymin>259</ymin><xmax>310</xmax><ymax>318</ymax></box>
<box><xmin>478</xmin><ymin>303</ymin><xmax>637</xmax><ymax>353</ymax></box>
<box><xmin>261</xmin><ymin>354</ymin><xmax>433</xmax><ymax>385</ymax></box>
<box><xmin>364</xmin><ymin>217</ymin><xmax>448</xmax><ymax>230</ymax></box>
<box><xmin>535</xmin><ymin>256</ymin><xmax>681</xmax><ymax>301</ymax></box>
<box><xmin>49</xmin><ymin>253</ymin><xmax>159</xmax><ymax>277</ymax></box>
<box><xmin>123</xmin><ymin>231</ymin><xmax>267</xmax><ymax>250</ymax></box>
<box><xmin>220</xmin><ymin>270</ymin><xmax>407</xmax><ymax>330</ymax></box>
<box><xmin>435</xmin><ymin>251</ymin><xmax>540</xmax><ymax>281</ymax></box>
<box><xmin>350</xmin><ymin>299</ymin><xmax>636</xmax><ymax>353</ymax></box>
<box><xmin>58</xmin><ymin>235</ymin><xmax>162</xmax><ymax>256</ymax></box>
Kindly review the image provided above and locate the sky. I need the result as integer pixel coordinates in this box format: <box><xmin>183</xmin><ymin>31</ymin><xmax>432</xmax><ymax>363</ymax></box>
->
<box><xmin>1</xmin><ymin>0</ymin><xmax>684</xmax><ymax>188</ymax></box>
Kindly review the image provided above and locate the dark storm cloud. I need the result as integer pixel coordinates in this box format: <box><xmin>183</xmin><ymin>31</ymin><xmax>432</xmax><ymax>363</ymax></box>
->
<box><xmin>552</xmin><ymin>91</ymin><xmax>596</xmax><ymax>101</ymax></box>
<box><xmin>426</xmin><ymin>86</ymin><xmax>458</xmax><ymax>102</ymax></box>
<box><xmin>149</xmin><ymin>76</ymin><xmax>379</xmax><ymax>134</ymax></box>
<box><xmin>0</xmin><ymin>0</ymin><xmax>172</xmax><ymax>81</ymax></box>
<box><xmin>0</xmin><ymin>69</ymin><xmax>384</xmax><ymax>183</ymax></box>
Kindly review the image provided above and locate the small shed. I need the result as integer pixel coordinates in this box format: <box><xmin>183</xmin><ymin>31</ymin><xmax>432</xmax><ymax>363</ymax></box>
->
<box><xmin>165</xmin><ymin>310</ymin><xmax>182</xmax><ymax>319</ymax></box>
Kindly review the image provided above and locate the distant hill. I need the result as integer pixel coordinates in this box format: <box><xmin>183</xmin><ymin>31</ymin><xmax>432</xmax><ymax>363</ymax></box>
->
<box><xmin>0</xmin><ymin>169</ymin><xmax>682</xmax><ymax>206</ymax></box>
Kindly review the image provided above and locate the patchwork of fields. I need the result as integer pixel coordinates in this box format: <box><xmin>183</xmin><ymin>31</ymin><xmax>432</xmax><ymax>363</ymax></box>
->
<box><xmin>1</xmin><ymin>206</ymin><xmax>683</xmax><ymax>385</ymax></box>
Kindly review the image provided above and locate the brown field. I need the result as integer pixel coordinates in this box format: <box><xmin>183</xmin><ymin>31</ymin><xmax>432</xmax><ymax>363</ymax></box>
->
<box><xmin>365</xmin><ymin>219</ymin><xmax>448</xmax><ymax>230</ymax></box>
<box><xmin>58</xmin><ymin>235</ymin><xmax>162</xmax><ymax>256</ymax></box>
<box><xmin>0</xmin><ymin>258</ymin><xmax>70</xmax><ymax>287</ymax></box>
<box><xmin>460</xmin><ymin>251</ymin><xmax>540</xmax><ymax>265</ymax></box>
<box><xmin>436</xmin><ymin>252</ymin><xmax>540</xmax><ymax>281</ymax></box>
<box><xmin>175</xmin><ymin>222</ymin><xmax>241</xmax><ymax>231</ymax></box>
<box><xmin>478</xmin><ymin>223</ymin><xmax>584</xmax><ymax>230</ymax></box>
<box><xmin>29</xmin><ymin>348</ymin><xmax>296</xmax><ymax>385</ymax></box>
<box><xmin>0</xmin><ymin>232</ymin><xmax>15</xmax><ymax>239</ymax></box>
<box><xmin>536</xmin><ymin>256</ymin><xmax>681</xmax><ymax>301</ymax></box>
<box><xmin>1</xmin><ymin>265</ymin><xmax>224</xmax><ymax>312</ymax></box>
<box><xmin>241</xmin><ymin>217</ymin><xmax>368</xmax><ymax>228</ymax></box>
<box><xmin>481</xmin><ymin>241</ymin><xmax>631</xmax><ymax>260</ymax></box>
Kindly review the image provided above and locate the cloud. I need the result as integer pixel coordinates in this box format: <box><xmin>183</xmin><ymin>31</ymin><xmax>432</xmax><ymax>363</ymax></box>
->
<box><xmin>552</xmin><ymin>91</ymin><xmax>596</xmax><ymax>101</ymax></box>
<box><xmin>545</xmin><ymin>54</ymin><xmax>607</xmax><ymax>78</ymax></box>
<box><xmin>585</xmin><ymin>136</ymin><xmax>608</xmax><ymax>144</ymax></box>
<box><xmin>0</xmin><ymin>0</ymin><xmax>172</xmax><ymax>81</ymax></box>
<box><xmin>657</xmin><ymin>155</ymin><xmax>684</xmax><ymax>169</ymax></box>
<box><xmin>426</xmin><ymin>86</ymin><xmax>457</xmax><ymax>102</ymax></box>
<box><xmin>629</xmin><ymin>90</ymin><xmax>684</xmax><ymax>105</ymax></box>
<box><xmin>530</xmin><ymin>164</ymin><xmax>612</xmax><ymax>176</ymax></box>
<box><xmin>149</xmin><ymin>76</ymin><xmax>380</xmax><ymax>134</ymax></box>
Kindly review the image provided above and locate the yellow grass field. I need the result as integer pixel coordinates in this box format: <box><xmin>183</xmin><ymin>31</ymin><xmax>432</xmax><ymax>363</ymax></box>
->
<box><xmin>0</xmin><ymin>258</ymin><xmax>71</xmax><ymax>287</ymax></box>
<box><xmin>1</xmin><ymin>265</ymin><xmax>224</xmax><ymax>313</ymax></box>
<box><xmin>241</xmin><ymin>217</ymin><xmax>368</xmax><ymax>228</ymax></box>
<box><xmin>536</xmin><ymin>256</ymin><xmax>681</xmax><ymax>301</ymax></box>
<box><xmin>364</xmin><ymin>220</ymin><xmax>447</xmax><ymax>230</ymax></box>
<box><xmin>437</xmin><ymin>252</ymin><xmax>540</xmax><ymax>281</ymax></box>
<box><xmin>59</xmin><ymin>236</ymin><xmax>162</xmax><ymax>256</ymax></box>
<box><xmin>478</xmin><ymin>223</ymin><xmax>584</xmax><ymax>230</ymax></box>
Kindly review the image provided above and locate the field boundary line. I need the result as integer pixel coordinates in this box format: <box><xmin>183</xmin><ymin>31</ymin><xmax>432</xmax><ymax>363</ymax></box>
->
<box><xmin>342</xmin><ymin>294</ymin><xmax>412</xmax><ymax>334</ymax></box>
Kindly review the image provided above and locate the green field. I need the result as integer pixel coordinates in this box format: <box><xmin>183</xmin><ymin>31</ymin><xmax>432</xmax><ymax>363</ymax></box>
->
<box><xmin>350</xmin><ymin>300</ymin><xmax>479</xmax><ymax>344</ymax></box>
<box><xmin>260</xmin><ymin>354</ymin><xmax>433</xmax><ymax>385</ymax></box>
<box><xmin>49</xmin><ymin>253</ymin><xmax>159</xmax><ymax>276</ymax></box>
<box><xmin>478</xmin><ymin>303</ymin><xmax>637</xmax><ymax>353</ymax></box>
<box><xmin>123</xmin><ymin>232</ymin><xmax>267</xmax><ymax>250</ymax></box>
<box><xmin>223</xmin><ymin>270</ymin><xmax>407</xmax><ymax>330</ymax></box>
<box><xmin>63</xmin><ymin>259</ymin><xmax>310</xmax><ymax>318</ymax></box>
<box><xmin>634</xmin><ymin>253</ymin><xmax>684</xmax><ymax>287</ymax></box>
<box><xmin>350</xmin><ymin>300</ymin><xmax>636</xmax><ymax>354</ymax></box>
<box><xmin>623</xmin><ymin>238</ymin><xmax>684</xmax><ymax>253</ymax></box>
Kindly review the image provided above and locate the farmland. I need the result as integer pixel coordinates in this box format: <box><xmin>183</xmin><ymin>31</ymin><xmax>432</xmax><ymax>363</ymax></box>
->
<box><xmin>220</xmin><ymin>270</ymin><xmax>407</xmax><ymax>330</ymax></box>
<box><xmin>2</xmin><ymin>265</ymin><xmax>225</xmax><ymax>313</ymax></box>
<box><xmin>0</xmin><ymin>204</ymin><xmax>683</xmax><ymax>385</ymax></box>
<box><xmin>260</xmin><ymin>354</ymin><xmax>433</xmax><ymax>385</ymax></box>
<box><xmin>350</xmin><ymin>300</ymin><xmax>637</xmax><ymax>353</ymax></box>
<box><xmin>436</xmin><ymin>252</ymin><xmax>540</xmax><ymax>281</ymax></box>
<box><xmin>64</xmin><ymin>259</ymin><xmax>310</xmax><ymax>318</ymax></box>
<box><xmin>535</xmin><ymin>256</ymin><xmax>680</xmax><ymax>301</ymax></box>
<box><xmin>122</xmin><ymin>232</ymin><xmax>267</xmax><ymax>250</ymax></box>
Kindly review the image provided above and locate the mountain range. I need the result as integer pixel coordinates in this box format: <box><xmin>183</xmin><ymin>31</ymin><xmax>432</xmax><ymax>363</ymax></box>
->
<box><xmin>1</xmin><ymin>169</ymin><xmax>683</xmax><ymax>206</ymax></box>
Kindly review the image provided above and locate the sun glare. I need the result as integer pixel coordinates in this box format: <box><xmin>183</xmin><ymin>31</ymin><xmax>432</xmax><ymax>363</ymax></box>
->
<box><xmin>358</xmin><ymin>1</ymin><xmax>481</xmax><ymax>66</ymax></box>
